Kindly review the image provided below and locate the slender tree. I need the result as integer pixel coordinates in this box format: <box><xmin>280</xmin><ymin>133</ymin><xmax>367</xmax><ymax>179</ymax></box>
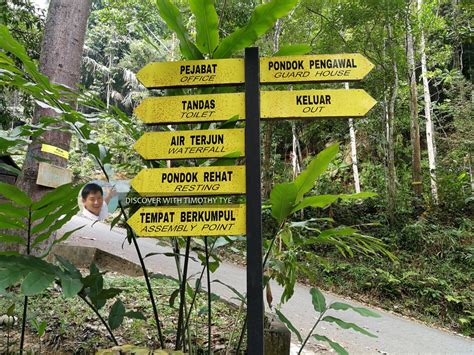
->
<box><xmin>406</xmin><ymin>0</ymin><xmax>423</xmax><ymax>198</ymax></box>
<box><xmin>417</xmin><ymin>0</ymin><xmax>439</xmax><ymax>204</ymax></box>
<box><xmin>386</xmin><ymin>22</ymin><xmax>399</xmax><ymax>224</ymax></box>
<box><xmin>345</xmin><ymin>82</ymin><xmax>361</xmax><ymax>193</ymax></box>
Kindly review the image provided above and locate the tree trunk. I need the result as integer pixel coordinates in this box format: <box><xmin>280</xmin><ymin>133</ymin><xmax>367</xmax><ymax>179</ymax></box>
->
<box><xmin>291</xmin><ymin>122</ymin><xmax>301</xmax><ymax>178</ymax></box>
<box><xmin>344</xmin><ymin>82</ymin><xmax>361</xmax><ymax>193</ymax></box>
<box><xmin>418</xmin><ymin>0</ymin><xmax>439</xmax><ymax>204</ymax></box>
<box><xmin>262</xmin><ymin>19</ymin><xmax>282</xmax><ymax>199</ymax></box>
<box><xmin>12</xmin><ymin>0</ymin><xmax>92</xmax><ymax>252</ymax></box>
<box><xmin>451</xmin><ymin>0</ymin><xmax>463</xmax><ymax>71</ymax></box>
<box><xmin>406</xmin><ymin>1</ymin><xmax>423</xmax><ymax>198</ymax></box>
<box><xmin>386</xmin><ymin>23</ymin><xmax>398</xmax><ymax>224</ymax></box>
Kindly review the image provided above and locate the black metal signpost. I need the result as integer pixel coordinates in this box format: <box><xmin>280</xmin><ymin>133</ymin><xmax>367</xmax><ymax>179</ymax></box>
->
<box><xmin>132</xmin><ymin>47</ymin><xmax>375</xmax><ymax>354</ymax></box>
<box><xmin>244</xmin><ymin>47</ymin><xmax>264</xmax><ymax>354</ymax></box>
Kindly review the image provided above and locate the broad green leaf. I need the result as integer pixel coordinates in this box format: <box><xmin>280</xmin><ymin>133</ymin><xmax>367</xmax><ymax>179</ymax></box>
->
<box><xmin>169</xmin><ymin>288</ymin><xmax>180</xmax><ymax>308</ymax></box>
<box><xmin>294</xmin><ymin>144</ymin><xmax>339</xmax><ymax>203</ymax></box>
<box><xmin>322</xmin><ymin>315</ymin><xmax>377</xmax><ymax>338</ymax></box>
<box><xmin>0</xmin><ymin>203</ymin><xmax>28</xmax><ymax>218</ymax></box>
<box><xmin>60</xmin><ymin>276</ymin><xmax>83</xmax><ymax>298</ymax></box>
<box><xmin>0</xmin><ymin>234</ymin><xmax>26</xmax><ymax>245</ymax></box>
<box><xmin>274</xmin><ymin>44</ymin><xmax>312</xmax><ymax>56</ymax></box>
<box><xmin>275</xmin><ymin>308</ymin><xmax>302</xmax><ymax>343</ymax></box>
<box><xmin>189</xmin><ymin>0</ymin><xmax>219</xmax><ymax>55</ymax></box>
<box><xmin>94</xmin><ymin>288</ymin><xmax>123</xmax><ymax>301</ymax></box>
<box><xmin>124</xmin><ymin>311</ymin><xmax>146</xmax><ymax>321</ymax></box>
<box><xmin>0</xmin><ymin>182</ymin><xmax>32</xmax><ymax>206</ymax></box>
<box><xmin>55</xmin><ymin>254</ymin><xmax>81</xmax><ymax>278</ymax></box>
<box><xmin>21</xmin><ymin>271</ymin><xmax>55</xmax><ymax>296</ymax></box>
<box><xmin>280</xmin><ymin>228</ymin><xmax>293</xmax><ymax>248</ymax></box>
<box><xmin>310</xmin><ymin>287</ymin><xmax>326</xmax><ymax>313</ymax></box>
<box><xmin>313</xmin><ymin>334</ymin><xmax>348</xmax><ymax>355</ymax></box>
<box><xmin>318</xmin><ymin>227</ymin><xmax>357</xmax><ymax>239</ymax></box>
<box><xmin>108</xmin><ymin>299</ymin><xmax>125</xmax><ymax>330</ymax></box>
<box><xmin>270</xmin><ymin>182</ymin><xmax>298</xmax><ymax>224</ymax></box>
<box><xmin>292</xmin><ymin>195</ymin><xmax>340</xmax><ymax>213</ymax></box>
<box><xmin>156</xmin><ymin>0</ymin><xmax>203</xmax><ymax>60</ymax></box>
<box><xmin>214</xmin><ymin>0</ymin><xmax>299</xmax><ymax>58</ymax></box>
<box><xmin>292</xmin><ymin>192</ymin><xmax>378</xmax><ymax>213</ymax></box>
<box><xmin>339</xmin><ymin>192</ymin><xmax>378</xmax><ymax>200</ymax></box>
<box><xmin>0</xmin><ymin>269</ymin><xmax>25</xmax><ymax>289</ymax></box>
<box><xmin>329</xmin><ymin>302</ymin><xmax>381</xmax><ymax>318</ymax></box>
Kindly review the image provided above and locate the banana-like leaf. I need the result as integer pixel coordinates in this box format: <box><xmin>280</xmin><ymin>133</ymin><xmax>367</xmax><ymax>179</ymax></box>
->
<box><xmin>270</xmin><ymin>182</ymin><xmax>298</xmax><ymax>224</ymax></box>
<box><xmin>294</xmin><ymin>144</ymin><xmax>339</xmax><ymax>203</ymax></box>
<box><xmin>156</xmin><ymin>0</ymin><xmax>203</xmax><ymax>60</ymax></box>
<box><xmin>214</xmin><ymin>0</ymin><xmax>299</xmax><ymax>58</ymax></box>
<box><xmin>274</xmin><ymin>44</ymin><xmax>312</xmax><ymax>56</ymax></box>
<box><xmin>292</xmin><ymin>192</ymin><xmax>377</xmax><ymax>213</ymax></box>
<box><xmin>291</xmin><ymin>194</ymin><xmax>340</xmax><ymax>213</ymax></box>
<box><xmin>189</xmin><ymin>0</ymin><xmax>219</xmax><ymax>56</ymax></box>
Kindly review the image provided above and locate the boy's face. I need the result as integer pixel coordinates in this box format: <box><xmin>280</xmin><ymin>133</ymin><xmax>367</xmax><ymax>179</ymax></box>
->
<box><xmin>82</xmin><ymin>191</ymin><xmax>103</xmax><ymax>216</ymax></box>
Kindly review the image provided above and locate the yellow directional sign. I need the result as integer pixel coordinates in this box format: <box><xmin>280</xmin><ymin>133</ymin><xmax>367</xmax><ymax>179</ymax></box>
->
<box><xmin>260</xmin><ymin>53</ymin><xmax>375</xmax><ymax>84</ymax></box>
<box><xmin>261</xmin><ymin>89</ymin><xmax>376</xmax><ymax>120</ymax></box>
<box><xmin>134</xmin><ymin>128</ymin><xmax>245</xmax><ymax>160</ymax></box>
<box><xmin>131</xmin><ymin>165</ymin><xmax>246</xmax><ymax>196</ymax></box>
<box><xmin>134</xmin><ymin>93</ymin><xmax>245</xmax><ymax>124</ymax></box>
<box><xmin>127</xmin><ymin>204</ymin><xmax>246</xmax><ymax>237</ymax></box>
<box><xmin>137</xmin><ymin>58</ymin><xmax>244</xmax><ymax>88</ymax></box>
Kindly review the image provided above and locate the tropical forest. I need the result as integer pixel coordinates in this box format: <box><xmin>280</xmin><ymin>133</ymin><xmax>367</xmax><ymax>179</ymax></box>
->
<box><xmin>0</xmin><ymin>0</ymin><xmax>472</xmax><ymax>354</ymax></box>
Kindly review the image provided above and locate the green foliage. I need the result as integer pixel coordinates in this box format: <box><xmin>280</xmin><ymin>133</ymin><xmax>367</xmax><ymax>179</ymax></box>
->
<box><xmin>277</xmin><ymin>287</ymin><xmax>380</xmax><ymax>353</ymax></box>
<box><xmin>189</xmin><ymin>0</ymin><xmax>219</xmax><ymax>56</ymax></box>
<box><xmin>156</xmin><ymin>0</ymin><xmax>203</xmax><ymax>60</ymax></box>
<box><xmin>267</xmin><ymin>144</ymin><xmax>394</xmax><ymax>303</ymax></box>
<box><xmin>108</xmin><ymin>299</ymin><xmax>126</xmax><ymax>330</ymax></box>
<box><xmin>213</xmin><ymin>0</ymin><xmax>299</xmax><ymax>58</ymax></box>
<box><xmin>274</xmin><ymin>44</ymin><xmax>312</xmax><ymax>56</ymax></box>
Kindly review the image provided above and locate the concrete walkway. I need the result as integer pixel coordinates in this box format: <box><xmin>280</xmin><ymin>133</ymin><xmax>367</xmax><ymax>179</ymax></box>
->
<box><xmin>59</xmin><ymin>215</ymin><xmax>473</xmax><ymax>354</ymax></box>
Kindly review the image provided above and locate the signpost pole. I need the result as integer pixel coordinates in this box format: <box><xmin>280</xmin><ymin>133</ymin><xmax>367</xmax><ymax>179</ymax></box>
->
<box><xmin>245</xmin><ymin>47</ymin><xmax>263</xmax><ymax>354</ymax></box>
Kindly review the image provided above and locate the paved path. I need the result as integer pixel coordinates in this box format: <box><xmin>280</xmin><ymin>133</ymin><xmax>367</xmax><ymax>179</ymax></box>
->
<box><xmin>59</xmin><ymin>215</ymin><xmax>473</xmax><ymax>354</ymax></box>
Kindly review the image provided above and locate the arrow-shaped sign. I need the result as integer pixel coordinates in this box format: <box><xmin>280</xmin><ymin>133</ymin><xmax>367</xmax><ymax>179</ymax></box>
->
<box><xmin>134</xmin><ymin>93</ymin><xmax>245</xmax><ymax>124</ymax></box>
<box><xmin>127</xmin><ymin>204</ymin><xmax>246</xmax><ymax>237</ymax></box>
<box><xmin>137</xmin><ymin>58</ymin><xmax>245</xmax><ymax>88</ymax></box>
<box><xmin>134</xmin><ymin>128</ymin><xmax>245</xmax><ymax>160</ymax></box>
<box><xmin>131</xmin><ymin>165</ymin><xmax>246</xmax><ymax>196</ymax></box>
<box><xmin>261</xmin><ymin>89</ymin><xmax>376</xmax><ymax>120</ymax></box>
<box><xmin>260</xmin><ymin>53</ymin><xmax>375</xmax><ymax>84</ymax></box>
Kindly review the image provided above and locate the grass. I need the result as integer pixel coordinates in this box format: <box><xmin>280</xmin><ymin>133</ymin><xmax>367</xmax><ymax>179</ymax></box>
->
<box><xmin>0</xmin><ymin>272</ymin><xmax>244</xmax><ymax>353</ymax></box>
